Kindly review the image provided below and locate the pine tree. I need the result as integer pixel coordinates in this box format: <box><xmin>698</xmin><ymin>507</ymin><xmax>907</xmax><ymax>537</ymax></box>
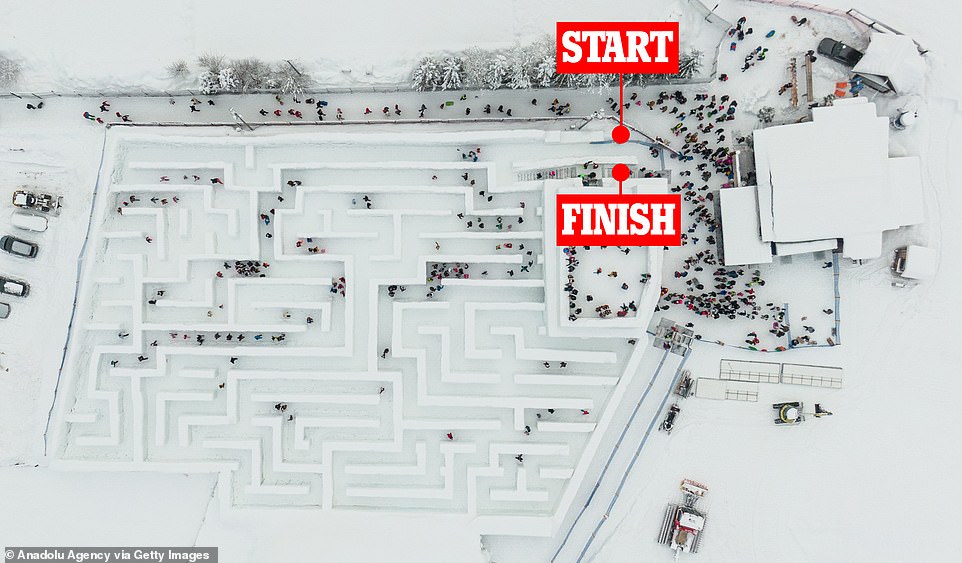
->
<box><xmin>533</xmin><ymin>53</ymin><xmax>555</xmax><ymax>87</ymax></box>
<box><xmin>507</xmin><ymin>47</ymin><xmax>532</xmax><ymax>90</ymax></box>
<box><xmin>677</xmin><ymin>49</ymin><xmax>704</xmax><ymax>79</ymax></box>
<box><xmin>482</xmin><ymin>54</ymin><xmax>509</xmax><ymax>89</ymax></box>
<box><xmin>461</xmin><ymin>47</ymin><xmax>487</xmax><ymax>89</ymax></box>
<box><xmin>440</xmin><ymin>57</ymin><xmax>464</xmax><ymax>91</ymax></box>
<box><xmin>412</xmin><ymin>57</ymin><xmax>442</xmax><ymax>92</ymax></box>
<box><xmin>757</xmin><ymin>106</ymin><xmax>775</xmax><ymax>123</ymax></box>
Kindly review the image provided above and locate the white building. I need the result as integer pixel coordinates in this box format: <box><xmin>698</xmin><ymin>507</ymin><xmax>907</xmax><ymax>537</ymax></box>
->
<box><xmin>719</xmin><ymin>98</ymin><xmax>924</xmax><ymax>266</ymax></box>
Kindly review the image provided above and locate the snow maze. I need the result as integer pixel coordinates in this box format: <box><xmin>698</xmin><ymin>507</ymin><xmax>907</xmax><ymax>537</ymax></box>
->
<box><xmin>50</xmin><ymin>126</ymin><xmax>665</xmax><ymax>535</ymax></box>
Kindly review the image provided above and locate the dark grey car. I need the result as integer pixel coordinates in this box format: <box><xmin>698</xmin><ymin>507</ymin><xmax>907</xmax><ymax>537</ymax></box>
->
<box><xmin>0</xmin><ymin>235</ymin><xmax>39</xmax><ymax>258</ymax></box>
<box><xmin>817</xmin><ymin>38</ymin><xmax>864</xmax><ymax>67</ymax></box>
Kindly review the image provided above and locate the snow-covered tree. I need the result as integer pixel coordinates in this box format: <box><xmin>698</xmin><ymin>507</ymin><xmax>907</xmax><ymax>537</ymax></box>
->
<box><xmin>553</xmin><ymin>71</ymin><xmax>579</xmax><ymax>89</ymax></box>
<box><xmin>577</xmin><ymin>73</ymin><xmax>616</xmax><ymax>91</ymax></box>
<box><xmin>757</xmin><ymin>106</ymin><xmax>775</xmax><ymax>123</ymax></box>
<box><xmin>460</xmin><ymin>47</ymin><xmax>487</xmax><ymax>89</ymax></box>
<box><xmin>217</xmin><ymin>67</ymin><xmax>238</xmax><ymax>91</ymax></box>
<box><xmin>622</xmin><ymin>73</ymin><xmax>651</xmax><ymax>88</ymax></box>
<box><xmin>273</xmin><ymin>61</ymin><xmax>312</xmax><ymax>96</ymax></box>
<box><xmin>440</xmin><ymin>56</ymin><xmax>464</xmax><ymax>91</ymax></box>
<box><xmin>233</xmin><ymin>58</ymin><xmax>272</xmax><ymax>92</ymax></box>
<box><xmin>0</xmin><ymin>55</ymin><xmax>22</xmax><ymax>87</ymax></box>
<box><xmin>532</xmin><ymin>52</ymin><xmax>556</xmax><ymax>87</ymax></box>
<box><xmin>412</xmin><ymin>57</ymin><xmax>442</xmax><ymax>91</ymax></box>
<box><xmin>199</xmin><ymin>70</ymin><xmax>220</xmax><ymax>95</ymax></box>
<box><xmin>481</xmin><ymin>54</ymin><xmax>509</xmax><ymax>90</ymax></box>
<box><xmin>528</xmin><ymin>35</ymin><xmax>557</xmax><ymax>88</ymax></box>
<box><xmin>677</xmin><ymin>49</ymin><xmax>704</xmax><ymax>79</ymax></box>
<box><xmin>507</xmin><ymin>47</ymin><xmax>533</xmax><ymax>90</ymax></box>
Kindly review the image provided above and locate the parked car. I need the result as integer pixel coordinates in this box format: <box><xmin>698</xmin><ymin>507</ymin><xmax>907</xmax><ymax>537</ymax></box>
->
<box><xmin>817</xmin><ymin>38</ymin><xmax>864</xmax><ymax>67</ymax></box>
<box><xmin>0</xmin><ymin>276</ymin><xmax>29</xmax><ymax>297</ymax></box>
<box><xmin>0</xmin><ymin>302</ymin><xmax>9</xmax><ymax>319</ymax></box>
<box><xmin>12</xmin><ymin>189</ymin><xmax>62</xmax><ymax>216</ymax></box>
<box><xmin>11</xmin><ymin>211</ymin><xmax>48</xmax><ymax>232</ymax></box>
<box><xmin>0</xmin><ymin>235</ymin><xmax>39</xmax><ymax>258</ymax></box>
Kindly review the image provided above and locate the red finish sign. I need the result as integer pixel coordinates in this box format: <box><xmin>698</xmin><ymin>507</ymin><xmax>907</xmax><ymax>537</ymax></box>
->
<box><xmin>555</xmin><ymin>21</ymin><xmax>680</xmax><ymax>75</ymax></box>
<box><xmin>556</xmin><ymin>193</ymin><xmax>682</xmax><ymax>247</ymax></box>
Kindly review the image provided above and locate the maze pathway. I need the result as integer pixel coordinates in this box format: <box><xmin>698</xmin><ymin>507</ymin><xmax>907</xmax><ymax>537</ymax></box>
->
<box><xmin>50</xmin><ymin>126</ymin><xmax>666</xmax><ymax>535</ymax></box>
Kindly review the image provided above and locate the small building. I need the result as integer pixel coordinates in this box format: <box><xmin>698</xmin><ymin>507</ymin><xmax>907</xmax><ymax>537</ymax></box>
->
<box><xmin>717</xmin><ymin>186</ymin><xmax>772</xmax><ymax>266</ymax></box>
<box><xmin>852</xmin><ymin>33</ymin><xmax>927</xmax><ymax>95</ymax></box>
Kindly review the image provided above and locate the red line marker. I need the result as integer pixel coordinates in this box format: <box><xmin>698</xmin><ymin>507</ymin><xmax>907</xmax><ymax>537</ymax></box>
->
<box><xmin>619</xmin><ymin>73</ymin><xmax>624</xmax><ymax>125</ymax></box>
<box><xmin>611</xmin><ymin>74</ymin><xmax>630</xmax><ymax>145</ymax></box>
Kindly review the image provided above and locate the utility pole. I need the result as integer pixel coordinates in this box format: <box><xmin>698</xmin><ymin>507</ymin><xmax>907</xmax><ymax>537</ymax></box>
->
<box><xmin>229</xmin><ymin>107</ymin><xmax>254</xmax><ymax>131</ymax></box>
<box><xmin>284</xmin><ymin>60</ymin><xmax>302</xmax><ymax>76</ymax></box>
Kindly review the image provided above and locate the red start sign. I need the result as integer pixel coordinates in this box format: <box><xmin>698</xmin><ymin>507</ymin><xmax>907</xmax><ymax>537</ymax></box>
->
<box><xmin>555</xmin><ymin>21</ymin><xmax>680</xmax><ymax>75</ymax></box>
<box><xmin>556</xmin><ymin>193</ymin><xmax>682</xmax><ymax>246</ymax></box>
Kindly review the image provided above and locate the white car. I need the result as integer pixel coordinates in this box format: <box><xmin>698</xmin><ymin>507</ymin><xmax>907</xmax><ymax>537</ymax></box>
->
<box><xmin>11</xmin><ymin>211</ymin><xmax>48</xmax><ymax>232</ymax></box>
<box><xmin>0</xmin><ymin>277</ymin><xmax>29</xmax><ymax>297</ymax></box>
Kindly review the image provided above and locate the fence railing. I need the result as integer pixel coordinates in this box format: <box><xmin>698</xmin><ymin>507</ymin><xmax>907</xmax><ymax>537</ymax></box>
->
<box><xmin>742</xmin><ymin>0</ymin><xmax>929</xmax><ymax>54</ymax></box>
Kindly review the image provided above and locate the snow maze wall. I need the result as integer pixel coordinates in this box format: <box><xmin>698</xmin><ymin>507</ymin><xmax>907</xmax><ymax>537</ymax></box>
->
<box><xmin>49</xmin><ymin>126</ymin><xmax>665</xmax><ymax>536</ymax></box>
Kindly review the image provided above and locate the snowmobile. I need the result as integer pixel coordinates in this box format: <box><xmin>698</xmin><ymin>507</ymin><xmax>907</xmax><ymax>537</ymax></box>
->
<box><xmin>12</xmin><ymin>189</ymin><xmax>62</xmax><ymax>215</ymax></box>
<box><xmin>660</xmin><ymin>403</ymin><xmax>681</xmax><ymax>433</ymax></box>
<box><xmin>813</xmin><ymin>403</ymin><xmax>833</xmax><ymax>418</ymax></box>
<box><xmin>773</xmin><ymin>401</ymin><xmax>804</xmax><ymax>425</ymax></box>
<box><xmin>674</xmin><ymin>370</ymin><xmax>694</xmax><ymax>398</ymax></box>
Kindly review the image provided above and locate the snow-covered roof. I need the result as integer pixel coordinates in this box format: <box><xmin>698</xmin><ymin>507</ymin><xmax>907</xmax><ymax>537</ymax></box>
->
<box><xmin>900</xmin><ymin>245</ymin><xmax>937</xmax><ymax>280</ymax></box>
<box><xmin>718</xmin><ymin>186</ymin><xmax>773</xmax><ymax>266</ymax></box>
<box><xmin>853</xmin><ymin>33</ymin><xmax>926</xmax><ymax>94</ymax></box>
<box><xmin>753</xmin><ymin>98</ymin><xmax>924</xmax><ymax>260</ymax></box>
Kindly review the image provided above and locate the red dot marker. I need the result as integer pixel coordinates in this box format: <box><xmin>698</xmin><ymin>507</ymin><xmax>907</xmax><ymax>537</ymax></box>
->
<box><xmin>612</xmin><ymin>163</ymin><xmax>631</xmax><ymax>182</ymax></box>
<box><xmin>611</xmin><ymin>125</ymin><xmax>630</xmax><ymax>144</ymax></box>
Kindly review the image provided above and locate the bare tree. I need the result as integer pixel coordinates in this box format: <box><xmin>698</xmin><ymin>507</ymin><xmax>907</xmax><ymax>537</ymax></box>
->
<box><xmin>273</xmin><ymin>61</ymin><xmax>312</xmax><ymax>97</ymax></box>
<box><xmin>233</xmin><ymin>58</ymin><xmax>272</xmax><ymax>92</ymax></box>
<box><xmin>166</xmin><ymin>60</ymin><xmax>190</xmax><ymax>79</ymax></box>
<box><xmin>197</xmin><ymin>53</ymin><xmax>226</xmax><ymax>74</ymax></box>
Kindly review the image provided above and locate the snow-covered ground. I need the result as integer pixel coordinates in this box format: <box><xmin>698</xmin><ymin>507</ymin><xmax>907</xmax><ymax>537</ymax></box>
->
<box><xmin>0</xmin><ymin>0</ymin><xmax>722</xmax><ymax>93</ymax></box>
<box><xmin>1</xmin><ymin>1</ymin><xmax>961</xmax><ymax>562</ymax></box>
